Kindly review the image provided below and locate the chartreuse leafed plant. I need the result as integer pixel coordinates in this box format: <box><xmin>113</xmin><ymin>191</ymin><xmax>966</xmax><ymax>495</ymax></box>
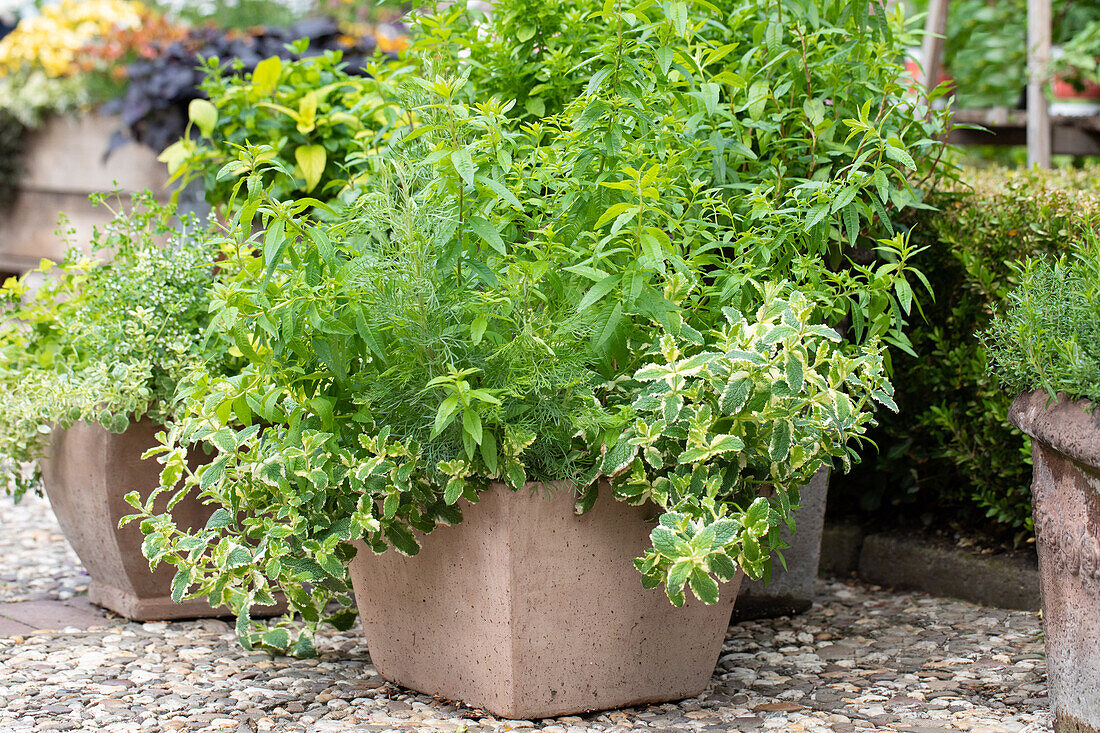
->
<box><xmin>0</xmin><ymin>194</ymin><xmax>220</xmax><ymax>499</ymax></box>
<box><xmin>157</xmin><ymin>32</ymin><xmax>407</xmax><ymax>203</ymax></box>
<box><xmin>126</xmin><ymin>0</ymin><xmax>941</xmax><ymax>655</ymax></box>
<box><xmin>164</xmin><ymin>46</ymin><xmax>404</xmax><ymax>205</ymax></box>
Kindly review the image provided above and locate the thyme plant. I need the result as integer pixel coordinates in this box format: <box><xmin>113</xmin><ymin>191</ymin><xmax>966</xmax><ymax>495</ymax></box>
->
<box><xmin>128</xmin><ymin>0</ymin><xmax>945</xmax><ymax>653</ymax></box>
<box><xmin>0</xmin><ymin>194</ymin><xmax>219</xmax><ymax>498</ymax></box>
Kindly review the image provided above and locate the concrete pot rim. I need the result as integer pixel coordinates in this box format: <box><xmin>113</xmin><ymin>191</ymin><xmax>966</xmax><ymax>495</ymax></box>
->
<box><xmin>1009</xmin><ymin>390</ymin><xmax>1100</xmax><ymax>469</ymax></box>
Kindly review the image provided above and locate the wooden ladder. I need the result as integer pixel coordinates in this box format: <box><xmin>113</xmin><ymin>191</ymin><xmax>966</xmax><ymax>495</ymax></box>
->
<box><xmin>921</xmin><ymin>0</ymin><xmax>1058</xmax><ymax>167</ymax></box>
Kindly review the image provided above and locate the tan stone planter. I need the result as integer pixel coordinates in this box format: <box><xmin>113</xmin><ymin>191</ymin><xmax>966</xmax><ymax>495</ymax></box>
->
<box><xmin>0</xmin><ymin>114</ymin><xmax>167</xmax><ymax>274</ymax></box>
<box><xmin>40</xmin><ymin>419</ymin><xmax>226</xmax><ymax>621</ymax></box>
<box><xmin>1009</xmin><ymin>390</ymin><xmax>1100</xmax><ymax>733</ymax></box>
<box><xmin>349</xmin><ymin>483</ymin><xmax>742</xmax><ymax>719</ymax></box>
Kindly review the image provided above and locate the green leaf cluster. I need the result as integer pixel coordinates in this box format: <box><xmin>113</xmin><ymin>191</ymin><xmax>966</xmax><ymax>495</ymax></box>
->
<box><xmin>127</xmin><ymin>181</ymin><xmax>609</xmax><ymax>652</ymax></box>
<box><xmin>162</xmin><ymin>50</ymin><xmax>408</xmax><ymax>208</ymax></box>
<box><xmin>0</xmin><ymin>193</ymin><xmax>220</xmax><ymax>498</ymax></box>
<box><xmin>906</xmin><ymin>0</ymin><xmax>1100</xmax><ymax>109</ymax></box>
<box><xmin>984</xmin><ymin>223</ymin><xmax>1100</xmax><ymax>404</ymax></box>
<box><xmin>1053</xmin><ymin>18</ymin><xmax>1100</xmax><ymax>90</ymax></box>
<box><xmin>607</xmin><ymin>286</ymin><xmax>893</xmax><ymax>604</ymax></box>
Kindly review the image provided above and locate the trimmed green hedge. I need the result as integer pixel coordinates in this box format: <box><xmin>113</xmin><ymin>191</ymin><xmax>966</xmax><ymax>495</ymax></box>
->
<box><xmin>845</xmin><ymin>167</ymin><xmax>1100</xmax><ymax>538</ymax></box>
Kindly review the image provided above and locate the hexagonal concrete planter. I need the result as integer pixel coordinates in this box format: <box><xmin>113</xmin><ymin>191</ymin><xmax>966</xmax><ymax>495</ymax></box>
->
<box><xmin>349</xmin><ymin>483</ymin><xmax>742</xmax><ymax>719</ymax></box>
<box><xmin>1010</xmin><ymin>390</ymin><xmax>1100</xmax><ymax>733</ymax></box>
<box><xmin>40</xmin><ymin>419</ymin><xmax>227</xmax><ymax>621</ymax></box>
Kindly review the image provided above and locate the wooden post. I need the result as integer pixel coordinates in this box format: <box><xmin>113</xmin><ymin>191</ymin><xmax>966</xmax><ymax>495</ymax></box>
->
<box><xmin>1027</xmin><ymin>0</ymin><xmax>1052</xmax><ymax>168</ymax></box>
<box><xmin>921</xmin><ymin>0</ymin><xmax>950</xmax><ymax>100</ymax></box>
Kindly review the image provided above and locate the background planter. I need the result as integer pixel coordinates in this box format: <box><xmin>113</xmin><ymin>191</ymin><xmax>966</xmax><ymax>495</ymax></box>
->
<box><xmin>349</xmin><ymin>483</ymin><xmax>742</xmax><ymax>719</ymax></box>
<box><xmin>1009</xmin><ymin>390</ymin><xmax>1100</xmax><ymax>733</ymax></box>
<box><xmin>0</xmin><ymin>114</ymin><xmax>167</xmax><ymax>275</ymax></box>
<box><xmin>41</xmin><ymin>419</ymin><xmax>227</xmax><ymax>621</ymax></box>
<box><xmin>734</xmin><ymin>466</ymin><xmax>830</xmax><ymax>620</ymax></box>
<box><xmin>1051</xmin><ymin>75</ymin><xmax>1100</xmax><ymax>117</ymax></box>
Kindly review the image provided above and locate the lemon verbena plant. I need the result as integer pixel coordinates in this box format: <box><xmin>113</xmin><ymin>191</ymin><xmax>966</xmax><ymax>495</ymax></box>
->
<box><xmin>127</xmin><ymin>0</ymin><xmax>937</xmax><ymax>655</ymax></box>
<box><xmin>0</xmin><ymin>194</ymin><xmax>219</xmax><ymax>499</ymax></box>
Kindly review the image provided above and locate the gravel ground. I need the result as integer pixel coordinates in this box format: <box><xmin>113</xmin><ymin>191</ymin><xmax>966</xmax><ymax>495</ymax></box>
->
<box><xmin>0</xmin><ymin>494</ymin><xmax>1054</xmax><ymax>732</ymax></box>
<box><xmin>0</xmin><ymin>493</ymin><xmax>87</xmax><ymax>603</ymax></box>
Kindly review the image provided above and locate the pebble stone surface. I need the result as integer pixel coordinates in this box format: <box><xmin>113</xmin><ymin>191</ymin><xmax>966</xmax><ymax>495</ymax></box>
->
<box><xmin>0</xmin><ymin>494</ymin><xmax>1054</xmax><ymax>732</ymax></box>
<box><xmin>0</xmin><ymin>493</ymin><xmax>87</xmax><ymax>603</ymax></box>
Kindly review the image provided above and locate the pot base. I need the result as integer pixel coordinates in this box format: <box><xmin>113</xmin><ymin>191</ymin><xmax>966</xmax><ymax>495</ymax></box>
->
<box><xmin>1057</xmin><ymin>711</ymin><xmax>1100</xmax><ymax>733</ymax></box>
<box><xmin>88</xmin><ymin>581</ymin><xmax>287</xmax><ymax>622</ymax></box>
<box><xmin>89</xmin><ymin>580</ymin><xmax>225</xmax><ymax>622</ymax></box>
<box><xmin>734</xmin><ymin>467</ymin><xmax>829</xmax><ymax>620</ymax></box>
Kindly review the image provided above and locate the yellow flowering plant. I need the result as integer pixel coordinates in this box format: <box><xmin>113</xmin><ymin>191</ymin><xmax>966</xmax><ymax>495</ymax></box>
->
<box><xmin>0</xmin><ymin>0</ymin><xmax>146</xmax><ymax>78</ymax></box>
<box><xmin>0</xmin><ymin>0</ymin><xmax>178</xmax><ymax>126</ymax></box>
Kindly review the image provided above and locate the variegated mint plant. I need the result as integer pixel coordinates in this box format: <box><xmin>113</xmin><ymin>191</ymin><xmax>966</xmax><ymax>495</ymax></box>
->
<box><xmin>598</xmin><ymin>286</ymin><xmax>895</xmax><ymax>606</ymax></box>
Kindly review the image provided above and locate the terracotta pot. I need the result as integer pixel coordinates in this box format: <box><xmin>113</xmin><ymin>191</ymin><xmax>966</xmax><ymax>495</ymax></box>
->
<box><xmin>1051</xmin><ymin>66</ymin><xmax>1100</xmax><ymax>117</ymax></box>
<box><xmin>1009</xmin><ymin>390</ymin><xmax>1100</xmax><ymax>733</ymax></box>
<box><xmin>41</xmin><ymin>419</ymin><xmax>232</xmax><ymax>621</ymax></box>
<box><xmin>734</xmin><ymin>466</ymin><xmax>830</xmax><ymax>620</ymax></box>
<box><xmin>349</xmin><ymin>482</ymin><xmax>742</xmax><ymax>719</ymax></box>
<box><xmin>1053</xmin><ymin>76</ymin><xmax>1100</xmax><ymax>101</ymax></box>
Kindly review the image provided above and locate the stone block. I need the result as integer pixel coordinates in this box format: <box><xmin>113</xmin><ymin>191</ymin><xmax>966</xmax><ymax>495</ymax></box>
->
<box><xmin>20</xmin><ymin>114</ymin><xmax>167</xmax><ymax>195</ymax></box>
<box><xmin>0</xmin><ymin>600</ymin><xmax>107</xmax><ymax>631</ymax></box>
<box><xmin>858</xmin><ymin>533</ymin><xmax>1040</xmax><ymax>611</ymax></box>
<box><xmin>819</xmin><ymin>522</ymin><xmax>864</xmax><ymax>576</ymax></box>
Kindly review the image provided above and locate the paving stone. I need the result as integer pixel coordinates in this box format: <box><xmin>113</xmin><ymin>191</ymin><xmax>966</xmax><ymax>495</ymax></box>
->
<box><xmin>0</xmin><ymin>616</ymin><xmax>34</xmax><ymax>635</ymax></box>
<box><xmin>0</xmin><ymin>600</ymin><xmax>108</xmax><ymax>631</ymax></box>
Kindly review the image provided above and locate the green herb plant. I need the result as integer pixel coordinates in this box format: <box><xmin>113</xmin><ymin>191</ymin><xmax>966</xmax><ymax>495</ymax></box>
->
<box><xmin>127</xmin><ymin>0</ymin><xmax>945</xmax><ymax>655</ymax></box>
<box><xmin>0</xmin><ymin>194</ymin><xmax>219</xmax><ymax>499</ymax></box>
<box><xmin>162</xmin><ymin>44</ymin><xmax>406</xmax><ymax>209</ymax></box>
<box><xmin>984</xmin><ymin>222</ymin><xmax>1100</xmax><ymax>403</ymax></box>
